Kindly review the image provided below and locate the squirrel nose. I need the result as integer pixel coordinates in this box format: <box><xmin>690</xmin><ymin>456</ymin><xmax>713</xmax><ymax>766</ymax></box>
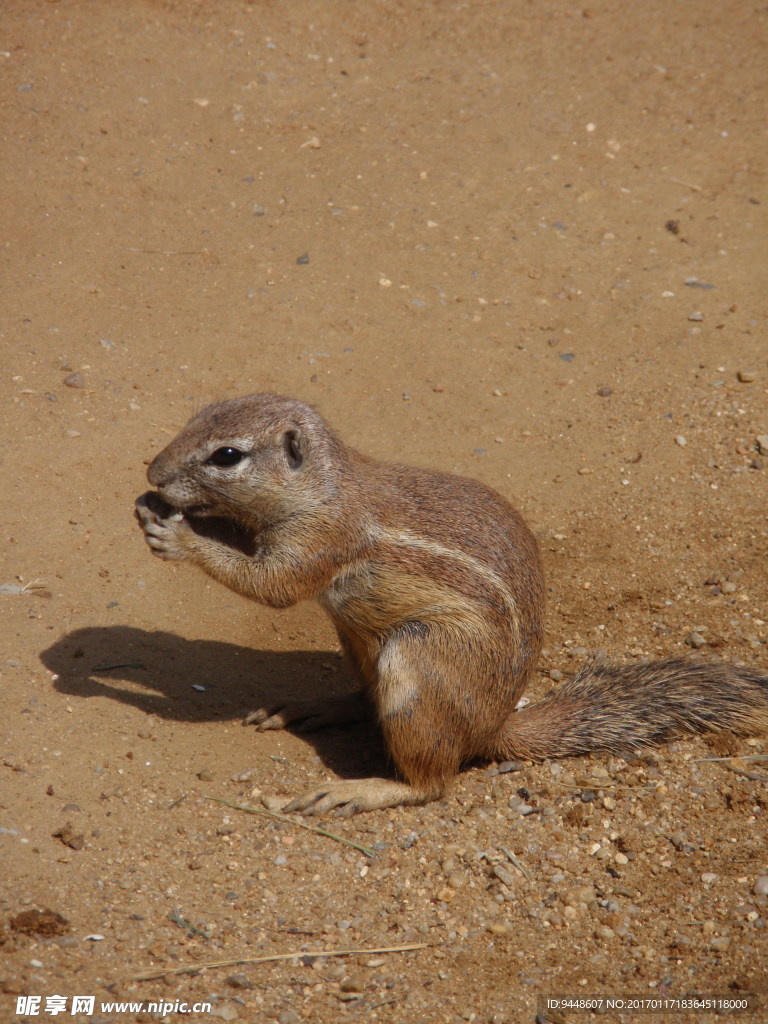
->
<box><xmin>147</xmin><ymin>454</ymin><xmax>172</xmax><ymax>488</ymax></box>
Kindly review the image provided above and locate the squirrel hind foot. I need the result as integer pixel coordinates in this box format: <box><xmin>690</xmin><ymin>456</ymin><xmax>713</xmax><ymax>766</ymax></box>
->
<box><xmin>279</xmin><ymin>777</ymin><xmax>440</xmax><ymax>817</ymax></box>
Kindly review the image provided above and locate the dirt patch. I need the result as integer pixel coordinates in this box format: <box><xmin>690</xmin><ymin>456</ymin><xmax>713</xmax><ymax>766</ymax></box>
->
<box><xmin>2</xmin><ymin>1</ymin><xmax>766</xmax><ymax>1022</ymax></box>
<box><xmin>9</xmin><ymin>911</ymin><xmax>71</xmax><ymax>940</ymax></box>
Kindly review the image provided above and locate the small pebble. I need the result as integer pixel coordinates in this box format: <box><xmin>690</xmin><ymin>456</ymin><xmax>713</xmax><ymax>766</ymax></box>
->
<box><xmin>63</xmin><ymin>372</ymin><xmax>85</xmax><ymax>388</ymax></box>
<box><xmin>210</xmin><ymin>1007</ymin><xmax>239</xmax><ymax>1022</ymax></box>
<box><xmin>493</xmin><ymin>865</ymin><xmax>517</xmax><ymax>888</ymax></box>
<box><xmin>340</xmin><ymin>976</ymin><xmax>365</xmax><ymax>993</ymax></box>
<box><xmin>226</xmin><ymin>973</ymin><xmax>253</xmax><ymax>989</ymax></box>
<box><xmin>508</xmin><ymin>798</ymin><xmax>535</xmax><ymax>816</ymax></box>
<box><xmin>487</xmin><ymin>922</ymin><xmax>509</xmax><ymax>935</ymax></box>
<box><xmin>277</xmin><ymin>1012</ymin><xmax>300</xmax><ymax>1024</ymax></box>
<box><xmin>685</xmin><ymin>630</ymin><xmax>706</xmax><ymax>649</ymax></box>
<box><xmin>669</xmin><ymin>832</ymin><xmax>695</xmax><ymax>853</ymax></box>
<box><xmin>597</xmin><ymin>386</ymin><xmax>613</xmax><ymax>397</ymax></box>
<box><xmin>684</xmin><ymin>277</ymin><xmax>713</xmax><ymax>288</ymax></box>
<box><xmin>753</xmin><ymin>876</ymin><xmax>768</xmax><ymax>896</ymax></box>
<box><xmin>756</xmin><ymin>436</ymin><xmax>768</xmax><ymax>457</ymax></box>
<box><xmin>262</xmin><ymin>795</ymin><xmax>284</xmax><ymax>812</ymax></box>
<box><xmin>687</xmin><ymin>311</ymin><xmax>704</xmax><ymax>322</ymax></box>
<box><xmin>675</xmin><ymin>435</ymin><xmax>688</xmax><ymax>447</ymax></box>
<box><xmin>564</xmin><ymin>885</ymin><xmax>595</xmax><ymax>906</ymax></box>
<box><xmin>737</xmin><ymin>369</ymin><xmax>757</xmax><ymax>383</ymax></box>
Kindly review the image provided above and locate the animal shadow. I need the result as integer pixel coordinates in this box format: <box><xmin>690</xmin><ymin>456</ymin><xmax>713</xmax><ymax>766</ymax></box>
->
<box><xmin>40</xmin><ymin>625</ymin><xmax>388</xmax><ymax>781</ymax></box>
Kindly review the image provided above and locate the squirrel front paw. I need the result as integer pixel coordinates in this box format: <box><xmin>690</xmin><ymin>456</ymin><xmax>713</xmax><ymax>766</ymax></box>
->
<box><xmin>135</xmin><ymin>491</ymin><xmax>193</xmax><ymax>561</ymax></box>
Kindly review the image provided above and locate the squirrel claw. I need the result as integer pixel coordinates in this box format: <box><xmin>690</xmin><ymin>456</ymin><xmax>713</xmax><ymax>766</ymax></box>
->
<box><xmin>135</xmin><ymin>490</ymin><xmax>179</xmax><ymax>523</ymax></box>
<box><xmin>244</xmin><ymin>692</ymin><xmax>370</xmax><ymax>732</ymax></box>
<box><xmin>281</xmin><ymin>778</ymin><xmax>428</xmax><ymax>816</ymax></box>
<box><xmin>134</xmin><ymin>492</ymin><xmax>190</xmax><ymax>561</ymax></box>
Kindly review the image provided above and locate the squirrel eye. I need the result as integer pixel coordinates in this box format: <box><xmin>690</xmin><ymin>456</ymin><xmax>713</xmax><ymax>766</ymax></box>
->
<box><xmin>207</xmin><ymin>446</ymin><xmax>245</xmax><ymax>467</ymax></box>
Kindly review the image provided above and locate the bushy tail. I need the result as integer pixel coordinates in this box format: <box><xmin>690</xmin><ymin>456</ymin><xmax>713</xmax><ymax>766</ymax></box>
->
<box><xmin>497</xmin><ymin>657</ymin><xmax>768</xmax><ymax>760</ymax></box>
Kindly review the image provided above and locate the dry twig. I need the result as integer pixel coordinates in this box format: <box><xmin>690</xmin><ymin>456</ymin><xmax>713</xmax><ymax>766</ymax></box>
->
<box><xmin>208</xmin><ymin>796</ymin><xmax>379</xmax><ymax>858</ymax></box>
<box><xmin>130</xmin><ymin>942</ymin><xmax>428</xmax><ymax>982</ymax></box>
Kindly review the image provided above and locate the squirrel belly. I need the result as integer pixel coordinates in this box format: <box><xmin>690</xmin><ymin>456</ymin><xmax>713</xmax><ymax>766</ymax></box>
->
<box><xmin>135</xmin><ymin>393</ymin><xmax>768</xmax><ymax>815</ymax></box>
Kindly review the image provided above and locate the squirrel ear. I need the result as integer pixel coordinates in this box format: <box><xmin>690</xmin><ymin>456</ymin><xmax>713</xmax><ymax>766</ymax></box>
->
<box><xmin>283</xmin><ymin>429</ymin><xmax>304</xmax><ymax>469</ymax></box>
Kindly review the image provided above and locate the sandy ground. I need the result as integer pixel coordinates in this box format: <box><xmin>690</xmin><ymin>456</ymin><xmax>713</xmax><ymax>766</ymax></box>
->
<box><xmin>2</xmin><ymin>1</ymin><xmax>767</xmax><ymax>1022</ymax></box>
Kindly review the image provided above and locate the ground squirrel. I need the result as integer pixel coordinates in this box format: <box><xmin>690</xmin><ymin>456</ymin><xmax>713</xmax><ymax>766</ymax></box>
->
<box><xmin>135</xmin><ymin>393</ymin><xmax>768</xmax><ymax>816</ymax></box>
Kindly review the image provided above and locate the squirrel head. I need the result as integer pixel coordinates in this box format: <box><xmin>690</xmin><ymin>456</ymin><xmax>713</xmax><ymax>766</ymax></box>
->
<box><xmin>146</xmin><ymin>393</ymin><xmax>348</xmax><ymax>527</ymax></box>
